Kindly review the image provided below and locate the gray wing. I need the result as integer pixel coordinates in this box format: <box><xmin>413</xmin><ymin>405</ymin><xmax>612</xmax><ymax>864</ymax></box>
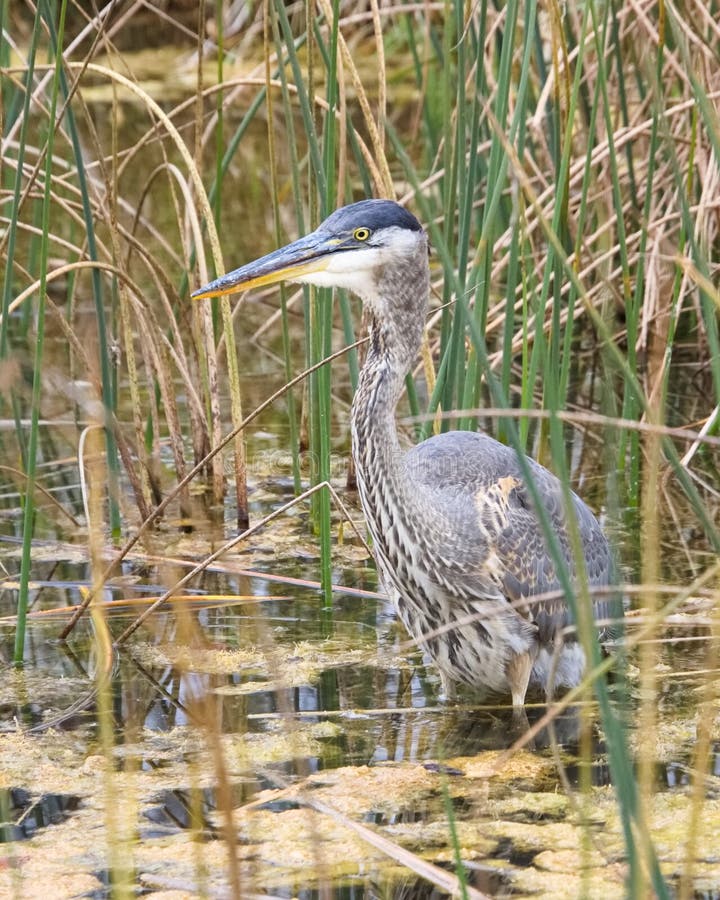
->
<box><xmin>403</xmin><ymin>430</ymin><xmax>617</xmax><ymax>643</ymax></box>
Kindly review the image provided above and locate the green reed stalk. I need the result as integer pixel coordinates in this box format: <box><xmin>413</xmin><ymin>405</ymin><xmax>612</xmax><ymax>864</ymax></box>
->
<box><xmin>555</xmin><ymin>14</ymin><xmax>587</xmax><ymax>408</ymax></box>
<box><xmin>314</xmin><ymin>0</ymin><xmax>341</xmax><ymax>619</ymax></box>
<box><xmin>16</xmin><ymin>0</ymin><xmax>68</xmax><ymax>662</ymax></box>
<box><xmin>274</xmin><ymin>2</ymin><xmax>326</xmax><ymax>198</ymax></box>
<box><xmin>267</xmin><ymin>6</ymin><xmax>302</xmax><ymax>495</ymax></box>
<box><xmin>0</xmin><ymin>15</ymin><xmax>40</xmax><ymax>361</ymax></box>
<box><xmin>8</xmin><ymin>0</ymin><xmax>42</xmax><ymax>661</ymax></box>
<box><xmin>449</xmin><ymin>2</ymin><xmax>470</xmax><ymax>432</ymax></box>
<box><xmin>534</xmin><ymin>7</ymin><xmax>577</xmax><ymax>468</ymax></box>
<box><xmin>463</xmin><ymin>0</ymin><xmax>527</xmax><ymax>431</ymax></box>
<box><xmin>566</xmin><ymin>8</ymin><xmax>622</xmax><ymax>488</ymax></box>
<box><xmin>440</xmin><ymin>4</ymin><xmax>460</xmax><ymax>432</ymax></box>
<box><xmin>589</xmin><ymin>0</ymin><xmax>636</xmax><ymax>466</ymax></box>
<box><xmin>43</xmin><ymin>8</ymin><xmax>122</xmax><ymax>536</ymax></box>
<box><xmin>272</xmin><ymin>0</ymin><xmax>340</xmax><ymax>614</ymax></box>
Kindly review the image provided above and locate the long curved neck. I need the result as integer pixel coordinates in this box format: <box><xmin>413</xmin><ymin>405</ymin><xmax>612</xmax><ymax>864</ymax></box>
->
<box><xmin>350</xmin><ymin>245</ymin><xmax>429</xmax><ymax>492</ymax></box>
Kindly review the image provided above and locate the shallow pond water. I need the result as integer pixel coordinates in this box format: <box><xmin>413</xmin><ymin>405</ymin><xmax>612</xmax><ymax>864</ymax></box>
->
<box><xmin>1</xmin><ymin>460</ymin><xmax>719</xmax><ymax>898</ymax></box>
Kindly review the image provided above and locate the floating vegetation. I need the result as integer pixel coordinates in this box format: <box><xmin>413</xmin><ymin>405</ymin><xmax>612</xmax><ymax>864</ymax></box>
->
<box><xmin>130</xmin><ymin>635</ymin><xmax>411</xmax><ymax>690</ymax></box>
<box><xmin>2</xmin><ymin>724</ymin><xmax>719</xmax><ymax>897</ymax></box>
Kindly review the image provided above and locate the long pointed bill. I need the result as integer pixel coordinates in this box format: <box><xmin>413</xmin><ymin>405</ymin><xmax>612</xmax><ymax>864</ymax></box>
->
<box><xmin>191</xmin><ymin>229</ymin><xmax>341</xmax><ymax>300</ymax></box>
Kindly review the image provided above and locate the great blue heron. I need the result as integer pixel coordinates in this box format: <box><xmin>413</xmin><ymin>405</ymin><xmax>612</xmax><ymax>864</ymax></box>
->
<box><xmin>193</xmin><ymin>199</ymin><xmax>617</xmax><ymax>707</ymax></box>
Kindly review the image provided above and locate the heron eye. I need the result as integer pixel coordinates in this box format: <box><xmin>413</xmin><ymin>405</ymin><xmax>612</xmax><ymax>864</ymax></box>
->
<box><xmin>353</xmin><ymin>227</ymin><xmax>371</xmax><ymax>242</ymax></box>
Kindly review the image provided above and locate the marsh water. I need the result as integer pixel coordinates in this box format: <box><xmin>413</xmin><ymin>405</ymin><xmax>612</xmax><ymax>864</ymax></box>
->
<box><xmin>2</xmin><ymin>498</ymin><xmax>718</xmax><ymax>898</ymax></box>
<box><xmin>2</xmin><ymin>45</ymin><xmax>720</xmax><ymax>900</ymax></box>
<box><xmin>2</xmin><ymin>283</ymin><xmax>719</xmax><ymax>897</ymax></box>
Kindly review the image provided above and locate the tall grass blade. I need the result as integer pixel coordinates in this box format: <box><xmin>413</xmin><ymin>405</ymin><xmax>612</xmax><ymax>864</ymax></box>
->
<box><xmin>42</xmin><ymin>11</ymin><xmax>123</xmax><ymax>536</ymax></box>
<box><xmin>8</xmin><ymin>1</ymin><xmax>43</xmax><ymax>662</ymax></box>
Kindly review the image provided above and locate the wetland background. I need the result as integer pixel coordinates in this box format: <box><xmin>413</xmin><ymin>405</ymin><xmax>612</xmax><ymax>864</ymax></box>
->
<box><xmin>1</xmin><ymin>0</ymin><xmax>719</xmax><ymax>897</ymax></box>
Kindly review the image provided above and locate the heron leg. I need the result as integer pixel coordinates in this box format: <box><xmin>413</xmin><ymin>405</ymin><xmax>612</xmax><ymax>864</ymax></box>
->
<box><xmin>439</xmin><ymin>669</ymin><xmax>456</xmax><ymax>702</ymax></box>
<box><xmin>506</xmin><ymin>650</ymin><xmax>533</xmax><ymax>707</ymax></box>
<box><xmin>544</xmin><ymin>633</ymin><xmax>563</xmax><ymax>703</ymax></box>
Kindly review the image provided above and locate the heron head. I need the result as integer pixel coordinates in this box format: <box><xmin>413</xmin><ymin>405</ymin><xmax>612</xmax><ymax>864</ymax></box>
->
<box><xmin>191</xmin><ymin>199</ymin><xmax>427</xmax><ymax>305</ymax></box>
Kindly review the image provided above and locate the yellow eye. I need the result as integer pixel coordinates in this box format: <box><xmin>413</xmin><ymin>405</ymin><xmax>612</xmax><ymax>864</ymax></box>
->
<box><xmin>353</xmin><ymin>227</ymin><xmax>370</xmax><ymax>241</ymax></box>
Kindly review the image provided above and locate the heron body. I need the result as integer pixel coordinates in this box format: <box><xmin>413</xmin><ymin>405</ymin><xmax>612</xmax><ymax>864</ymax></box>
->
<box><xmin>193</xmin><ymin>199</ymin><xmax>616</xmax><ymax>706</ymax></box>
